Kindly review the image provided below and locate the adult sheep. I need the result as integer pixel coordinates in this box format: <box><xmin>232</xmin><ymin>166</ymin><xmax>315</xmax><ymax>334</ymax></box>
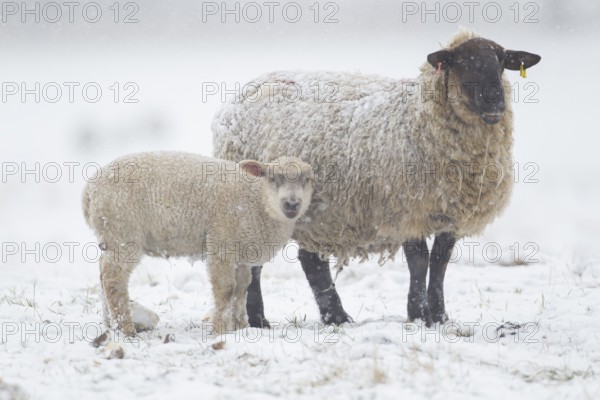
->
<box><xmin>212</xmin><ymin>29</ymin><xmax>541</xmax><ymax>327</ymax></box>
<box><xmin>82</xmin><ymin>152</ymin><xmax>314</xmax><ymax>335</ymax></box>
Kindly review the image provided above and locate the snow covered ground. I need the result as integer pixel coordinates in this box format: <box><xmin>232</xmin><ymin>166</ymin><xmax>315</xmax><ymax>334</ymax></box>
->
<box><xmin>2</xmin><ymin>250</ymin><xmax>600</xmax><ymax>399</ymax></box>
<box><xmin>1</xmin><ymin>1</ymin><xmax>599</xmax><ymax>399</ymax></box>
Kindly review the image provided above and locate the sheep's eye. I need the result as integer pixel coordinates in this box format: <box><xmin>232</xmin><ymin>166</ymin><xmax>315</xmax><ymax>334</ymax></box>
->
<box><xmin>269</xmin><ymin>174</ymin><xmax>284</xmax><ymax>186</ymax></box>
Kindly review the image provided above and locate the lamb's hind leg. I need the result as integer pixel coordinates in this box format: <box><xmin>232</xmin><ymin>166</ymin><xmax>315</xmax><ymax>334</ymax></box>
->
<box><xmin>99</xmin><ymin>245</ymin><xmax>140</xmax><ymax>337</ymax></box>
<box><xmin>428</xmin><ymin>232</ymin><xmax>456</xmax><ymax>323</ymax></box>
<box><xmin>403</xmin><ymin>238</ymin><xmax>432</xmax><ymax>326</ymax></box>
<box><xmin>246</xmin><ymin>266</ymin><xmax>270</xmax><ymax>328</ymax></box>
<box><xmin>299</xmin><ymin>249</ymin><xmax>352</xmax><ymax>325</ymax></box>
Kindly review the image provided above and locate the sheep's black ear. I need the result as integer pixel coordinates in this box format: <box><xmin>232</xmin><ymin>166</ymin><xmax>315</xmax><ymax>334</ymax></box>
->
<box><xmin>427</xmin><ymin>49</ymin><xmax>452</xmax><ymax>70</ymax></box>
<box><xmin>504</xmin><ymin>50</ymin><xmax>541</xmax><ymax>70</ymax></box>
<box><xmin>239</xmin><ymin>160</ymin><xmax>265</xmax><ymax>177</ymax></box>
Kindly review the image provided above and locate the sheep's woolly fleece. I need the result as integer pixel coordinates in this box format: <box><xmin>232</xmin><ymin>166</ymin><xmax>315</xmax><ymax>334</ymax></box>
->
<box><xmin>212</xmin><ymin>28</ymin><xmax>514</xmax><ymax>266</ymax></box>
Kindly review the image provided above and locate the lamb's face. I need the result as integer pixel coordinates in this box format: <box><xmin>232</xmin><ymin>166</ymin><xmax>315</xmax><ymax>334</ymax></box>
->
<box><xmin>239</xmin><ymin>157</ymin><xmax>314</xmax><ymax>221</ymax></box>
<box><xmin>427</xmin><ymin>38</ymin><xmax>541</xmax><ymax>125</ymax></box>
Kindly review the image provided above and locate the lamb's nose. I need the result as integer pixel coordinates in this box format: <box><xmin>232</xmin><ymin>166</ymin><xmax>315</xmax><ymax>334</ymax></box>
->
<box><xmin>283</xmin><ymin>200</ymin><xmax>300</xmax><ymax>212</ymax></box>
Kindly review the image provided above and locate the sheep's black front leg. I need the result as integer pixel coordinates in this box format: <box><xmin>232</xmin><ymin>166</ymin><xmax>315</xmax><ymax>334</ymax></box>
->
<box><xmin>403</xmin><ymin>238</ymin><xmax>432</xmax><ymax>326</ymax></box>
<box><xmin>428</xmin><ymin>232</ymin><xmax>456</xmax><ymax>323</ymax></box>
<box><xmin>246</xmin><ymin>266</ymin><xmax>270</xmax><ymax>328</ymax></box>
<box><xmin>299</xmin><ymin>249</ymin><xmax>352</xmax><ymax>325</ymax></box>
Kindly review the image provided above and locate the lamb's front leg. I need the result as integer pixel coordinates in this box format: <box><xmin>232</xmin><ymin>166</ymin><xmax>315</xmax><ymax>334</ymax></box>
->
<box><xmin>233</xmin><ymin>265</ymin><xmax>252</xmax><ymax>329</ymax></box>
<box><xmin>206</xmin><ymin>254</ymin><xmax>237</xmax><ymax>333</ymax></box>
<box><xmin>402</xmin><ymin>238</ymin><xmax>432</xmax><ymax>326</ymax></box>
<box><xmin>428</xmin><ymin>232</ymin><xmax>456</xmax><ymax>323</ymax></box>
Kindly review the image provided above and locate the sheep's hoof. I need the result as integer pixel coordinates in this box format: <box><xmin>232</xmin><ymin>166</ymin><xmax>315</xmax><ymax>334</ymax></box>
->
<box><xmin>407</xmin><ymin>299</ymin><xmax>433</xmax><ymax>327</ymax></box>
<box><xmin>314</xmin><ymin>289</ymin><xmax>353</xmax><ymax>325</ymax></box>
<box><xmin>248</xmin><ymin>315</ymin><xmax>271</xmax><ymax>329</ymax></box>
<box><xmin>321</xmin><ymin>309</ymin><xmax>353</xmax><ymax>326</ymax></box>
<box><xmin>427</xmin><ymin>289</ymin><xmax>448</xmax><ymax>324</ymax></box>
<box><xmin>431</xmin><ymin>310</ymin><xmax>449</xmax><ymax>324</ymax></box>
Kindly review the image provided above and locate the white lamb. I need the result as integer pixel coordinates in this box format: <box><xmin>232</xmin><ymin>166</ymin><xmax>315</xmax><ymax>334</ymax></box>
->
<box><xmin>82</xmin><ymin>152</ymin><xmax>314</xmax><ymax>335</ymax></box>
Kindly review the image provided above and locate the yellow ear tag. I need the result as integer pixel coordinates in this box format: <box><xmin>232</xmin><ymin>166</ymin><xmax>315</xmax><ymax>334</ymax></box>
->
<box><xmin>520</xmin><ymin>61</ymin><xmax>527</xmax><ymax>78</ymax></box>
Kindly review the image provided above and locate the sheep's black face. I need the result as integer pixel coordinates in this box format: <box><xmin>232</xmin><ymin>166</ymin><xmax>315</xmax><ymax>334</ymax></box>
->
<box><xmin>451</xmin><ymin>39</ymin><xmax>506</xmax><ymax>124</ymax></box>
<box><xmin>427</xmin><ymin>38</ymin><xmax>541</xmax><ymax>125</ymax></box>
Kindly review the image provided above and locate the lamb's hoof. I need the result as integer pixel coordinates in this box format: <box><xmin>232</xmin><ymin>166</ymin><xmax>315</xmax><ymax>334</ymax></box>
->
<box><xmin>130</xmin><ymin>301</ymin><xmax>160</xmax><ymax>332</ymax></box>
<box><xmin>321</xmin><ymin>309</ymin><xmax>353</xmax><ymax>325</ymax></box>
<box><xmin>119</xmin><ymin>322</ymin><xmax>138</xmax><ymax>338</ymax></box>
<box><xmin>407</xmin><ymin>299</ymin><xmax>433</xmax><ymax>327</ymax></box>
<box><xmin>233</xmin><ymin>314</ymin><xmax>249</xmax><ymax>330</ymax></box>
<box><xmin>204</xmin><ymin>311</ymin><xmax>237</xmax><ymax>333</ymax></box>
<box><xmin>92</xmin><ymin>330</ymin><xmax>111</xmax><ymax>348</ymax></box>
<box><xmin>248</xmin><ymin>315</ymin><xmax>271</xmax><ymax>329</ymax></box>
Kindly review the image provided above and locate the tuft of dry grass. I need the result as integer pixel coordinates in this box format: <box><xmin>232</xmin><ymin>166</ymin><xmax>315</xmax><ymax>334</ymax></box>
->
<box><xmin>0</xmin><ymin>378</ymin><xmax>29</xmax><ymax>400</ymax></box>
<box><xmin>515</xmin><ymin>365</ymin><xmax>595</xmax><ymax>383</ymax></box>
<box><xmin>372</xmin><ymin>355</ymin><xmax>387</xmax><ymax>384</ymax></box>
<box><xmin>499</xmin><ymin>258</ymin><xmax>531</xmax><ymax>267</ymax></box>
<box><xmin>0</xmin><ymin>287</ymin><xmax>35</xmax><ymax>308</ymax></box>
<box><xmin>285</xmin><ymin>314</ymin><xmax>307</xmax><ymax>329</ymax></box>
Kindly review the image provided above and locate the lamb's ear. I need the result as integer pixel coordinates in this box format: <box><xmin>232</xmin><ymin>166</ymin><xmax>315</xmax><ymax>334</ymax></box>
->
<box><xmin>504</xmin><ymin>50</ymin><xmax>541</xmax><ymax>70</ymax></box>
<box><xmin>427</xmin><ymin>49</ymin><xmax>452</xmax><ymax>70</ymax></box>
<box><xmin>239</xmin><ymin>160</ymin><xmax>266</xmax><ymax>177</ymax></box>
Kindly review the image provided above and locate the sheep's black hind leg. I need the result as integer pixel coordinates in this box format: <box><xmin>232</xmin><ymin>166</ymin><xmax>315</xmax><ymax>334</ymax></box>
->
<box><xmin>403</xmin><ymin>238</ymin><xmax>432</xmax><ymax>326</ymax></box>
<box><xmin>246</xmin><ymin>266</ymin><xmax>270</xmax><ymax>328</ymax></box>
<box><xmin>428</xmin><ymin>232</ymin><xmax>456</xmax><ymax>323</ymax></box>
<box><xmin>299</xmin><ymin>249</ymin><xmax>352</xmax><ymax>325</ymax></box>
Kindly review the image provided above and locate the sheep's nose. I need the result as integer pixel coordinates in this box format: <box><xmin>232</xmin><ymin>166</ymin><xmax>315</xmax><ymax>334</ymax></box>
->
<box><xmin>283</xmin><ymin>200</ymin><xmax>300</xmax><ymax>213</ymax></box>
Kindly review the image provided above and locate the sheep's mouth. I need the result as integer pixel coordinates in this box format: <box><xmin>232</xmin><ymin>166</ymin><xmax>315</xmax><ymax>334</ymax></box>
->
<box><xmin>481</xmin><ymin>112</ymin><xmax>503</xmax><ymax>125</ymax></box>
<box><xmin>283</xmin><ymin>210</ymin><xmax>300</xmax><ymax>219</ymax></box>
<box><xmin>464</xmin><ymin>101</ymin><xmax>503</xmax><ymax>125</ymax></box>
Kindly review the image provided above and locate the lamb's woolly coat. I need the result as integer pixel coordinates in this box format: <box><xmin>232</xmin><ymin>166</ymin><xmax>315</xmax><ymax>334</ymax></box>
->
<box><xmin>212</xmin><ymin>29</ymin><xmax>514</xmax><ymax>266</ymax></box>
<box><xmin>83</xmin><ymin>152</ymin><xmax>299</xmax><ymax>265</ymax></box>
<box><xmin>83</xmin><ymin>152</ymin><xmax>312</xmax><ymax>333</ymax></box>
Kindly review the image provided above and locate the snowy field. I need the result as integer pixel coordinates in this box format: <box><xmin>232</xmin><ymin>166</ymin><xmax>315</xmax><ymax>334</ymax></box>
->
<box><xmin>1</xmin><ymin>1</ymin><xmax>599</xmax><ymax>399</ymax></box>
